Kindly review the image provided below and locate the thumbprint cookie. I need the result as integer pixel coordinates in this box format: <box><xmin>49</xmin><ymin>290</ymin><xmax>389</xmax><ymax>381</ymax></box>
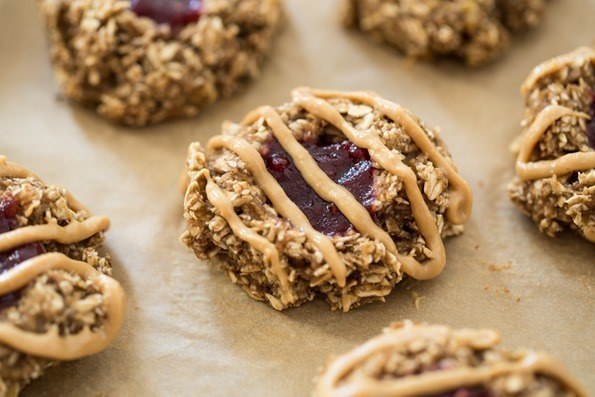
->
<box><xmin>181</xmin><ymin>88</ymin><xmax>472</xmax><ymax>311</ymax></box>
<box><xmin>37</xmin><ymin>0</ymin><xmax>283</xmax><ymax>126</ymax></box>
<box><xmin>509</xmin><ymin>47</ymin><xmax>595</xmax><ymax>242</ymax></box>
<box><xmin>314</xmin><ymin>321</ymin><xmax>587</xmax><ymax>397</ymax></box>
<box><xmin>0</xmin><ymin>157</ymin><xmax>125</xmax><ymax>395</ymax></box>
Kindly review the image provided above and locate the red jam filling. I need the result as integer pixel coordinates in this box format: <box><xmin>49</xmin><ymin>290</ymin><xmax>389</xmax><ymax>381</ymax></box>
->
<box><xmin>420</xmin><ymin>360</ymin><xmax>492</xmax><ymax>397</ymax></box>
<box><xmin>0</xmin><ymin>196</ymin><xmax>45</xmax><ymax>309</ymax></box>
<box><xmin>261</xmin><ymin>137</ymin><xmax>376</xmax><ymax>236</ymax></box>
<box><xmin>131</xmin><ymin>0</ymin><xmax>203</xmax><ymax>28</ymax></box>
<box><xmin>587</xmin><ymin>92</ymin><xmax>595</xmax><ymax>149</ymax></box>
<box><xmin>429</xmin><ymin>389</ymin><xmax>492</xmax><ymax>397</ymax></box>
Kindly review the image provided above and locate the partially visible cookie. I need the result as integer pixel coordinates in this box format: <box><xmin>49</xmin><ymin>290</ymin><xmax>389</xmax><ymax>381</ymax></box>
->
<box><xmin>509</xmin><ymin>46</ymin><xmax>595</xmax><ymax>242</ymax></box>
<box><xmin>181</xmin><ymin>87</ymin><xmax>472</xmax><ymax>312</ymax></box>
<box><xmin>314</xmin><ymin>321</ymin><xmax>587</xmax><ymax>397</ymax></box>
<box><xmin>342</xmin><ymin>0</ymin><xmax>546</xmax><ymax>67</ymax></box>
<box><xmin>0</xmin><ymin>157</ymin><xmax>126</xmax><ymax>395</ymax></box>
<box><xmin>37</xmin><ymin>0</ymin><xmax>283</xmax><ymax>126</ymax></box>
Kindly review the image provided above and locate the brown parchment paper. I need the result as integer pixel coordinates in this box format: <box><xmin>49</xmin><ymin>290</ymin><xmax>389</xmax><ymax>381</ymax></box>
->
<box><xmin>0</xmin><ymin>0</ymin><xmax>593</xmax><ymax>395</ymax></box>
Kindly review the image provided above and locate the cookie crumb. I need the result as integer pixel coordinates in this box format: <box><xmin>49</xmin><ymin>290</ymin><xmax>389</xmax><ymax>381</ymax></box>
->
<box><xmin>489</xmin><ymin>262</ymin><xmax>512</xmax><ymax>272</ymax></box>
<box><xmin>411</xmin><ymin>291</ymin><xmax>425</xmax><ymax>309</ymax></box>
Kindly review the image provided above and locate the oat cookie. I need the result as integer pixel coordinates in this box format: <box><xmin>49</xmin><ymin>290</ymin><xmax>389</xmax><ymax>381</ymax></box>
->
<box><xmin>314</xmin><ymin>321</ymin><xmax>587</xmax><ymax>397</ymax></box>
<box><xmin>342</xmin><ymin>0</ymin><xmax>546</xmax><ymax>67</ymax></box>
<box><xmin>509</xmin><ymin>47</ymin><xmax>595</xmax><ymax>242</ymax></box>
<box><xmin>181</xmin><ymin>87</ymin><xmax>472</xmax><ymax>311</ymax></box>
<box><xmin>37</xmin><ymin>0</ymin><xmax>283</xmax><ymax>126</ymax></box>
<box><xmin>0</xmin><ymin>157</ymin><xmax>126</xmax><ymax>395</ymax></box>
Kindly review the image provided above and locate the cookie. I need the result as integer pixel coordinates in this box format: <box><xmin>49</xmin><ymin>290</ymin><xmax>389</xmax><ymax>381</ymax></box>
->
<box><xmin>342</xmin><ymin>0</ymin><xmax>546</xmax><ymax>67</ymax></box>
<box><xmin>181</xmin><ymin>87</ymin><xmax>472</xmax><ymax>311</ymax></box>
<box><xmin>0</xmin><ymin>157</ymin><xmax>125</xmax><ymax>394</ymax></box>
<box><xmin>37</xmin><ymin>0</ymin><xmax>283</xmax><ymax>126</ymax></box>
<box><xmin>314</xmin><ymin>321</ymin><xmax>587</xmax><ymax>397</ymax></box>
<box><xmin>509</xmin><ymin>47</ymin><xmax>595</xmax><ymax>242</ymax></box>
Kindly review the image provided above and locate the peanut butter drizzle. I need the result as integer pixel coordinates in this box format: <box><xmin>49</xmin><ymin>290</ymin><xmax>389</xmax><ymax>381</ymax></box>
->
<box><xmin>0</xmin><ymin>216</ymin><xmax>111</xmax><ymax>253</ymax></box>
<box><xmin>0</xmin><ymin>160</ymin><xmax>126</xmax><ymax>360</ymax></box>
<box><xmin>316</xmin><ymin>323</ymin><xmax>588</xmax><ymax>397</ymax></box>
<box><xmin>207</xmin><ymin>135</ymin><xmax>348</xmax><ymax>288</ymax></box>
<box><xmin>521</xmin><ymin>47</ymin><xmax>595</xmax><ymax>95</ymax></box>
<box><xmin>197</xmin><ymin>168</ymin><xmax>293</xmax><ymax>304</ymax></box>
<box><xmin>204</xmin><ymin>89</ymin><xmax>473</xmax><ymax>290</ymax></box>
<box><xmin>515</xmin><ymin>106</ymin><xmax>594</xmax><ymax>181</ymax></box>
<box><xmin>292</xmin><ymin>87</ymin><xmax>473</xmax><ymax>280</ymax></box>
<box><xmin>515</xmin><ymin>48</ymin><xmax>595</xmax><ymax>242</ymax></box>
<box><xmin>258</xmin><ymin>106</ymin><xmax>399</xmax><ymax>259</ymax></box>
<box><xmin>0</xmin><ymin>254</ymin><xmax>125</xmax><ymax>361</ymax></box>
<box><xmin>0</xmin><ymin>156</ymin><xmax>89</xmax><ymax>213</ymax></box>
<box><xmin>303</xmin><ymin>89</ymin><xmax>472</xmax><ymax>225</ymax></box>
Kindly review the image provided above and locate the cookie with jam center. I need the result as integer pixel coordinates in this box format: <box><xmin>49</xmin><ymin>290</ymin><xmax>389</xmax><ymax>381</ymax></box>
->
<box><xmin>0</xmin><ymin>157</ymin><xmax>125</xmax><ymax>395</ymax></box>
<box><xmin>37</xmin><ymin>0</ymin><xmax>283</xmax><ymax>126</ymax></box>
<box><xmin>314</xmin><ymin>321</ymin><xmax>587</xmax><ymax>397</ymax></box>
<box><xmin>181</xmin><ymin>87</ymin><xmax>472</xmax><ymax>311</ymax></box>
<box><xmin>509</xmin><ymin>46</ymin><xmax>595</xmax><ymax>242</ymax></box>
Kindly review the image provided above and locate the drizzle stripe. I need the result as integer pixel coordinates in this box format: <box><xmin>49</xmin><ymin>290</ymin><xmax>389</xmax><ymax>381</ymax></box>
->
<box><xmin>0</xmin><ymin>156</ymin><xmax>89</xmax><ymax>213</ymax></box>
<box><xmin>0</xmin><ymin>159</ymin><xmax>125</xmax><ymax>360</ymax></box>
<box><xmin>207</xmin><ymin>135</ymin><xmax>348</xmax><ymax>287</ymax></box>
<box><xmin>292</xmin><ymin>88</ymin><xmax>448</xmax><ymax>280</ymax></box>
<box><xmin>515</xmin><ymin>106</ymin><xmax>594</xmax><ymax>181</ymax></box>
<box><xmin>521</xmin><ymin>47</ymin><xmax>595</xmax><ymax>95</ymax></box>
<box><xmin>0</xmin><ymin>253</ymin><xmax>125</xmax><ymax>360</ymax></box>
<box><xmin>259</xmin><ymin>106</ymin><xmax>399</xmax><ymax>256</ymax></box>
<box><xmin>515</xmin><ymin>48</ymin><xmax>595</xmax><ymax>243</ymax></box>
<box><xmin>205</xmin><ymin>88</ymin><xmax>473</xmax><ymax>286</ymax></box>
<box><xmin>0</xmin><ymin>216</ymin><xmax>111</xmax><ymax>252</ymax></box>
<box><xmin>316</xmin><ymin>324</ymin><xmax>588</xmax><ymax>397</ymax></box>
<box><xmin>313</xmin><ymin>89</ymin><xmax>473</xmax><ymax>225</ymax></box>
<box><xmin>198</xmin><ymin>168</ymin><xmax>293</xmax><ymax>304</ymax></box>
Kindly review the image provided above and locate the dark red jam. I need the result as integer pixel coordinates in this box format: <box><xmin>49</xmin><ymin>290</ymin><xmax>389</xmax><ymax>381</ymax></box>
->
<box><xmin>131</xmin><ymin>0</ymin><xmax>203</xmax><ymax>28</ymax></box>
<box><xmin>0</xmin><ymin>196</ymin><xmax>45</xmax><ymax>310</ymax></box>
<box><xmin>587</xmin><ymin>92</ymin><xmax>595</xmax><ymax>149</ymax></box>
<box><xmin>428</xmin><ymin>388</ymin><xmax>492</xmax><ymax>397</ymax></box>
<box><xmin>261</xmin><ymin>137</ymin><xmax>376</xmax><ymax>236</ymax></box>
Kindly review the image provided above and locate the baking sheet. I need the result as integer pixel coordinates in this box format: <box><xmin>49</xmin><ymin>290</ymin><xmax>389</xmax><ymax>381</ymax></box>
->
<box><xmin>0</xmin><ymin>0</ymin><xmax>594</xmax><ymax>395</ymax></box>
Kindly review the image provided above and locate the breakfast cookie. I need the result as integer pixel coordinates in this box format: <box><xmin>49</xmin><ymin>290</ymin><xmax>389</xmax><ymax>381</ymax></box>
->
<box><xmin>181</xmin><ymin>87</ymin><xmax>472</xmax><ymax>311</ymax></box>
<box><xmin>0</xmin><ymin>157</ymin><xmax>126</xmax><ymax>395</ymax></box>
<box><xmin>37</xmin><ymin>0</ymin><xmax>283</xmax><ymax>126</ymax></box>
<box><xmin>342</xmin><ymin>0</ymin><xmax>546</xmax><ymax>67</ymax></box>
<box><xmin>314</xmin><ymin>321</ymin><xmax>588</xmax><ymax>397</ymax></box>
<box><xmin>509</xmin><ymin>47</ymin><xmax>595</xmax><ymax>242</ymax></box>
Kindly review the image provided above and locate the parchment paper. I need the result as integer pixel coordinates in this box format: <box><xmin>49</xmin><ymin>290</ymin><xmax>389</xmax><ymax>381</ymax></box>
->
<box><xmin>0</xmin><ymin>0</ymin><xmax>593</xmax><ymax>395</ymax></box>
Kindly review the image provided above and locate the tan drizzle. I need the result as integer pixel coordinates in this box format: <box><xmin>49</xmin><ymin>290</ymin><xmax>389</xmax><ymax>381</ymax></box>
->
<box><xmin>515</xmin><ymin>48</ymin><xmax>595</xmax><ymax>243</ymax></box>
<box><xmin>203</xmin><ymin>88</ymin><xmax>472</xmax><ymax>292</ymax></box>
<box><xmin>0</xmin><ymin>216</ymin><xmax>111</xmax><ymax>253</ymax></box>
<box><xmin>258</xmin><ymin>106</ymin><xmax>399</xmax><ymax>260</ymax></box>
<box><xmin>304</xmin><ymin>89</ymin><xmax>472</xmax><ymax>225</ymax></box>
<box><xmin>0</xmin><ymin>156</ymin><xmax>89</xmax><ymax>213</ymax></box>
<box><xmin>196</xmin><ymin>168</ymin><xmax>293</xmax><ymax>304</ymax></box>
<box><xmin>0</xmin><ymin>253</ymin><xmax>125</xmax><ymax>361</ymax></box>
<box><xmin>207</xmin><ymin>135</ymin><xmax>348</xmax><ymax>287</ymax></box>
<box><xmin>292</xmin><ymin>87</ymin><xmax>473</xmax><ymax>280</ymax></box>
<box><xmin>0</xmin><ymin>159</ymin><xmax>126</xmax><ymax>360</ymax></box>
<box><xmin>515</xmin><ymin>106</ymin><xmax>594</xmax><ymax>181</ymax></box>
<box><xmin>521</xmin><ymin>47</ymin><xmax>595</xmax><ymax>95</ymax></box>
<box><xmin>315</xmin><ymin>324</ymin><xmax>588</xmax><ymax>397</ymax></box>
